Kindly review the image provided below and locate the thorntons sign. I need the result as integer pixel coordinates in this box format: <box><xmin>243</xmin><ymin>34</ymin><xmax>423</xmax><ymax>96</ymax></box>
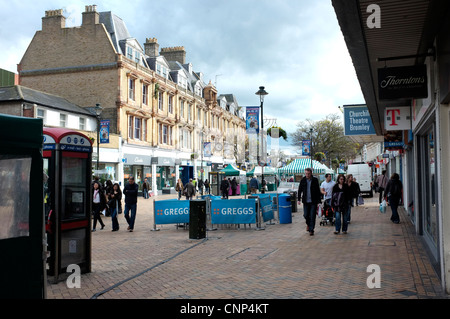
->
<box><xmin>378</xmin><ymin>65</ymin><xmax>428</xmax><ymax>100</ymax></box>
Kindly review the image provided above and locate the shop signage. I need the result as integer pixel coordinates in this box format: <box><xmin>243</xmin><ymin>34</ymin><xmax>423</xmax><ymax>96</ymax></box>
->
<box><xmin>211</xmin><ymin>199</ymin><xmax>256</xmax><ymax>224</ymax></box>
<box><xmin>378</xmin><ymin>65</ymin><xmax>428</xmax><ymax>100</ymax></box>
<box><xmin>151</xmin><ymin>157</ymin><xmax>174</xmax><ymax>166</ymax></box>
<box><xmin>343</xmin><ymin>105</ymin><xmax>376</xmax><ymax>136</ymax></box>
<box><xmin>384</xmin><ymin>131</ymin><xmax>404</xmax><ymax>150</ymax></box>
<box><xmin>123</xmin><ymin>154</ymin><xmax>151</xmax><ymax>165</ymax></box>
<box><xmin>384</xmin><ymin>106</ymin><xmax>411</xmax><ymax>131</ymax></box>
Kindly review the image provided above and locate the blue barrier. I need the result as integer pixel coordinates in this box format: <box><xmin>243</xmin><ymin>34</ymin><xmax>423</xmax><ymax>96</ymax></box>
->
<box><xmin>154</xmin><ymin>199</ymin><xmax>190</xmax><ymax>224</ymax></box>
<box><xmin>258</xmin><ymin>195</ymin><xmax>275</xmax><ymax>222</ymax></box>
<box><xmin>211</xmin><ymin>199</ymin><xmax>257</xmax><ymax>224</ymax></box>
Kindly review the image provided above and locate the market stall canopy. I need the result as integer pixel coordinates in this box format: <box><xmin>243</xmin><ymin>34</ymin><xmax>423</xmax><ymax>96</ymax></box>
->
<box><xmin>277</xmin><ymin>158</ymin><xmax>326</xmax><ymax>175</ymax></box>
<box><xmin>246</xmin><ymin>166</ymin><xmax>277</xmax><ymax>176</ymax></box>
<box><xmin>220</xmin><ymin>164</ymin><xmax>246</xmax><ymax>176</ymax></box>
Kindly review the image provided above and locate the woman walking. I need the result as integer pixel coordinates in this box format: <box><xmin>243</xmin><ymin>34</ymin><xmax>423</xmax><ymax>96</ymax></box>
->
<box><xmin>92</xmin><ymin>181</ymin><xmax>106</xmax><ymax>232</ymax></box>
<box><xmin>175</xmin><ymin>178</ymin><xmax>184</xmax><ymax>200</ymax></box>
<box><xmin>108</xmin><ymin>183</ymin><xmax>122</xmax><ymax>231</ymax></box>
<box><xmin>384</xmin><ymin>173</ymin><xmax>403</xmax><ymax>224</ymax></box>
<box><xmin>331</xmin><ymin>174</ymin><xmax>351</xmax><ymax>234</ymax></box>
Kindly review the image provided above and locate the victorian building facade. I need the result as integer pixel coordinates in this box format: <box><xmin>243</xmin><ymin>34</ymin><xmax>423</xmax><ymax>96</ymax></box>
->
<box><xmin>18</xmin><ymin>5</ymin><xmax>246</xmax><ymax>193</ymax></box>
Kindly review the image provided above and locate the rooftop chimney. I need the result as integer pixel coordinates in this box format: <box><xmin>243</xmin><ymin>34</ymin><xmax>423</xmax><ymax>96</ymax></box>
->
<box><xmin>82</xmin><ymin>5</ymin><xmax>99</xmax><ymax>25</ymax></box>
<box><xmin>160</xmin><ymin>46</ymin><xmax>186</xmax><ymax>64</ymax></box>
<box><xmin>144</xmin><ymin>38</ymin><xmax>159</xmax><ymax>58</ymax></box>
<box><xmin>42</xmin><ymin>9</ymin><xmax>66</xmax><ymax>31</ymax></box>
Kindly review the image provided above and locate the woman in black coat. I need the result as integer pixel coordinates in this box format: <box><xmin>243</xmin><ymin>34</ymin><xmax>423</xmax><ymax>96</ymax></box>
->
<box><xmin>92</xmin><ymin>181</ymin><xmax>106</xmax><ymax>231</ymax></box>
<box><xmin>331</xmin><ymin>174</ymin><xmax>352</xmax><ymax>234</ymax></box>
<box><xmin>108</xmin><ymin>183</ymin><xmax>122</xmax><ymax>231</ymax></box>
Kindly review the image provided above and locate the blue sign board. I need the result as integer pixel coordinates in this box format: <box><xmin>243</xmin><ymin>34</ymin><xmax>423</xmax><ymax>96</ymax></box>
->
<box><xmin>211</xmin><ymin>199</ymin><xmax>256</xmax><ymax>224</ymax></box>
<box><xmin>154</xmin><ymin>199</ymin><xmax>190</xmax><ymax>224</ymax></box>
<box><xmin>344</xmin><ymin>105</ymin><xmax>376</xmax><ymax>136</ymax></box>
<box><xmin>100</xmin><ymin>120</ymin><xmax>110</xmax><ymax>144</ymax></box>
<box><xmin>246</xmin><ymin>106</ymin><xmax>260</xmax><ymax>134</ymax></box>
<box><xmin>258</xmin><ymin>195</ymin><xmax>274</xmax><ymax>222</ymax></box>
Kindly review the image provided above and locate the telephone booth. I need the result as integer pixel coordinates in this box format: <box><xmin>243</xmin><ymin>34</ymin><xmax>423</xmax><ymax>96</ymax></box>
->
<box><xmin>0</xmin><ymin>114</ymin><xmax>45</xmax><ymax>298</ymax></box>
<box><xmin>43</xmin><ymin>127</ymin><xmax>93</xmax><ymax>281</ymax></box>
<box><xmin>209</xmin><ymin>171</ymin><xmax>226</xmax><ymax>196</ymax></box>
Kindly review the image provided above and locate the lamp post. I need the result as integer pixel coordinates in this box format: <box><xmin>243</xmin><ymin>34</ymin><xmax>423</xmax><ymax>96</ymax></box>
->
<box><xmin>255</xmin><ymin>86</ymin><xmax>268</xmax><ymax>190</ymax></box>
<box><xmin>94</xmin><ymin>103</ymin><xmax>103</xmax><ymax>173</ymax></box>
<box><xmin>309</xmin><ymin>128</ymin><xmax>313</xmax><ymax>172</ymax></box>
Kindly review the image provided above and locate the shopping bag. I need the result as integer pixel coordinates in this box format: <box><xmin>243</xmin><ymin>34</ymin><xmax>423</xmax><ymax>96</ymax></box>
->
<box><xmin>379</xmin><ymin>200</ymin><xmax>387</xmax><ymax>213</ymax></box>
<box><xmin>317</xmin><ymin>204</ymin><xmax>323</xmax><ymax>217</ymax></box>
<box><xmin>358</xmin><ymin>195</ymin><xmax>364</xmax><ymax>205</ymax></box>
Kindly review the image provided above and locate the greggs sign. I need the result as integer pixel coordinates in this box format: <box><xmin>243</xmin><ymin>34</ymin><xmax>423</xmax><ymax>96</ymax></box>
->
<box><xmin>378</xmin><ymin>65</ymin><xmax>428</xmax><ymax>100</ymax></box>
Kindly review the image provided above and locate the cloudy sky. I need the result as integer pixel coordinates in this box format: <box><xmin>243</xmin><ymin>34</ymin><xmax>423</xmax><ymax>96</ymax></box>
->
<box><xmin>0</xmin><ymin>0</ymin><xmax>364</xmax><ymax>154</ymax></box>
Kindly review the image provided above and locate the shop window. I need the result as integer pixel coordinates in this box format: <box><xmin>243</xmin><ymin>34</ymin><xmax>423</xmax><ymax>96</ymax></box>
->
<box><xmin>129</xmin><ymin>78</ymin><xmax>135</xmax><ymax>101</ymax></box>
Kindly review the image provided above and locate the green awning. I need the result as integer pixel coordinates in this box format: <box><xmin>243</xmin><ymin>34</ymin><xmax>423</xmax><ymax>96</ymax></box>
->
<box><xmin>277</xmin><ymin>158</ymin><xmax>326</xmax><ymax>175</ymax></box>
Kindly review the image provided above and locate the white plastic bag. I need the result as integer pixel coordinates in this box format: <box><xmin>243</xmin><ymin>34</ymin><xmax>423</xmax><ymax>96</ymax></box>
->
<box><xmin>380</xmin><ymin>200</ymin><xmax>387</xmax><ymax>213</ymax></box>
<box><xmin>317</xmin><ymin>204</ymin><xmax>323</xmax><ymax>217</ymax></box>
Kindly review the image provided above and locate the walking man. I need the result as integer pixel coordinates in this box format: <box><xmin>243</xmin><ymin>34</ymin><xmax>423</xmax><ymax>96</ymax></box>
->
<box><xmin>297</xmin><ymin>168</ymin><xmax>322</xmax><ymax>236</ymax></box>
<box><xmin>123</xmin><ymin>176</ymin><xmax>139</xmax><ymax>232</ymax></box>
<box><xmin>376</xmin><ymin>170</ymin><xmax>388</xmax><ymax>204</ymax></box>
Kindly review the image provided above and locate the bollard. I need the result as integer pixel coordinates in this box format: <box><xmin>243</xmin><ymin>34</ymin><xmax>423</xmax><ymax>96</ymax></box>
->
<box><xmin>189</xmin><ymin>200</ymin><xmax>207</xmax><ymax>239</ymax></box>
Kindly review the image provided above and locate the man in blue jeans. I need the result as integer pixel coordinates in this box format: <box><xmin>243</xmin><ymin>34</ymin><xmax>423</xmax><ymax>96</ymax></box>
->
<box><xmin>297</xmin><ymin>168</ymin><xmax>322</xmax><ymax>236</ymax></box>
<box><xmin>123</xmin><ymin>176</ymin><xmax>139</xmax><ymax>232</ymax></box>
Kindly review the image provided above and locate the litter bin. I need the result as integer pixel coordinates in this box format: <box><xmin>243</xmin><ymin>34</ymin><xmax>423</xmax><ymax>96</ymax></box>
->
<box><xmin>278</xmin><ymin>194</ymin><xmax>292</xmax><ymax>224</ymax></box>
<box><xmin>189</xmin><ymin>200</ymin><xmax>206</xmax><ymax>239</ymax></box>
<box><xmin>289</xmin><ymin>191</ymin><xmax>297</xmax><ymax>212</ymax></box>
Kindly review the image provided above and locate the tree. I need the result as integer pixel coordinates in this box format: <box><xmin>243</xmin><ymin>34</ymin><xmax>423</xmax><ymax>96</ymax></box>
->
<box><xmin>291</xmin><ymin>114</ymin><xmax>360</xmax><ymax>167</ymax></box>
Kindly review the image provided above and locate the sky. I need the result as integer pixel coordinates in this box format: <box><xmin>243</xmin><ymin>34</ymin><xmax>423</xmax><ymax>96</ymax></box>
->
<box><xmin>0</xmin><ymin>0</ymin><xmax>364</xmax><ymax>154</ymax></box>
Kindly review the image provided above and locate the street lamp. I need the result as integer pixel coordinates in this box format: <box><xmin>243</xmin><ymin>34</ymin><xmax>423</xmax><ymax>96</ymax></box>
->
<box><xmin>94</xmin><ymin>103</ymin><xmax>103</xmax><ymax>173</ymax></box>
<box><xmin>255</xmin><ymin>86</ymin><xmax>268</xmax><ymax>191</ymax></box>
<box><xmin>309</xmin><ymin>128</ymin><xmax>313</xmax><ymax>172</ymax></box>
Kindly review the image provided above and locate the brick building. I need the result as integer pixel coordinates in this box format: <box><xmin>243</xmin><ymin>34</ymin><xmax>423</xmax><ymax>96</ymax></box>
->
<box><xmin>18</xmin><ymin>5</ymin><xmax>246</xmax><ymax>193</ymax></box>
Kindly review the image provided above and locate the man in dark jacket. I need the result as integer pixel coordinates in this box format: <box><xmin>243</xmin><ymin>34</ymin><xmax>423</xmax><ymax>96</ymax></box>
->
<box><xmin>297</xmin><ymin>168</ymin><xmax>322</xmax><ymax>236</ymax></box>
<box><xmin>220</xmin><ymin>178</ymin><xmax>230</xmax><ymax>199</ymax></box>
<box><xmin>184</xmin><ymin>179</ymin><xmax>196</xmax><ymax>200</ymax></box>
<box><xmin>123</xmin><ymin>176</ymin><xmax>139</xmax><ymax>232</ymax></box>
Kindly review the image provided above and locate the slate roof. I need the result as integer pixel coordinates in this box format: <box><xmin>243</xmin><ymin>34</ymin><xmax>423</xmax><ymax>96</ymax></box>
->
<box><xmin>0</xmin><ymin>85</ymin><xmax>95</xmax><ymax>116</ymax></box>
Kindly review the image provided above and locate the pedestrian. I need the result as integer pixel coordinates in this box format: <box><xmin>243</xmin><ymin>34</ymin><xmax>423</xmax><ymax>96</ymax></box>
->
<box><xmin>331</xmin><ymin>174</ymin><xmax>351</xmax><ymax>234</ymax></box>
<box><xmin>250</xmin><ymin>175</ymin><xmax>259</xmax><ymax>194</ymax></box>
<box><xmin>204</xmin><ymin>179</ymin><xmax>210</xmax><ymax>195</ymax></box>
<box><xmin>346</xmin><ymin>174</ymin><xmax>359</xmax><ymax>223</ymax></box>
<box><xmin>192</xmin><ymin>178</ymin><xmax>197</xmax><ymax>193</ymax></box>
<box><xmin>384</xmin><ymin>173</ymin><xmax>403</xmax><ymax>224</ymax></box>
<box><xmin>184</xmin><ymin>178</ymin><xmax>196</xmax><ymax>200</ymax></box>
<box><xmin>175</xmin><ymin>178</ymin><xmax>184</xmax><ymax>200</ymax></box>
<box><xmin>220</xmin><ymin>178</ymin><xmax>230</xmax><ymax>199</ymax></box>
<box><xmin>198</xmin><ymin>178</ymin><xmax>204</xmax><ymax>195</ymax></box>
<box><xmin>92</xmin><ymin>181</ymin><xmax>105</xmax><ymax>232</ymax></box>
<box><xmin>297</xmin><ymin>168</ymin><xmax>322</xmax><ymax>236</ymax></box>
<box><xmin>123</xmin><ymin>176</ymin><xmax>139</xmax><ymax>232</ymax></box>
<box><xmin>109</xmin><ymin>183</ymin><xmax>122</xmax><ymax>231</ymax></box>
<box><xmin>320</xmin><ymin>173</ymin><xmax>335</xmax><ymax>208</ymax></box>
<box><xmin>231</xmin><ymin>177</ymin><xmax>238</xmax><ymax>196</ymax></box>
<box><xmin>376</xmin><ymin>170</ymin><xmax>388</xmax><ymax>204</ymax></box>
<box><xmin>261</xmin><ymin>178</ymin><xmax>267</xmax><ymax>194</ymax></box>
<box><xmin>142</xmin><ymin>178</ymin><xmax>149</xmax><ymax>199</ymax></box>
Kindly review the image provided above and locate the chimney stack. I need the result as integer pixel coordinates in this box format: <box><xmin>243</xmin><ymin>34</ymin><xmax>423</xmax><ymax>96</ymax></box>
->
<box><xmin>160</xmin><ymin>46</ymin><xmax>186</xmax><ymax>64</ymax></box>
<box><xmin>42</xmin><ymin>9</ymin><xmax>66</xmax><ymax>31</ymax></box>
<box><xmin>144</xmin><ymin>38</ymin><xmax>160</xmax><ymax>58</ymax></box>
<box><xmin>82</xmin><ymin>5</ymin><xmax>99</xmax><ymax>26</ymax></box>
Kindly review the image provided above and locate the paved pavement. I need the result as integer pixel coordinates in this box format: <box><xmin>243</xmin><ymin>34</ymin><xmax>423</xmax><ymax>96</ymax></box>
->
<box><xmin>46</xmin><ymin>192</ymin><xmax>448</xmax><ymax>301</ymax></box>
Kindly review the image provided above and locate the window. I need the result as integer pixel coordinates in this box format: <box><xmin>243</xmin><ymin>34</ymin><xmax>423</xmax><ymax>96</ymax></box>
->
<box><xmin>168</xmin><ymin>95</ymin><xmax>173</xmax><ymax>113</ymax></box>
<box><xmin>79</xmin><ymin>117</ymin><xmax>85</xmax><ymax>130</ymax></box>
<box><xmin>197</xmin><ymin>108</ymin><xmax>201</xmax><ymax>123</ymax></box>
<box><xmin>127</xmin><ymin>47</ymin><xmax>133</xmax><ymax>60</ymax></box>
<box><xmin>158</xmin><ymin>92</ymin><xmax>163</xmax><ymax>110</ymax></box>
<box><xmin>180</xmin><ymin>129</ymin><xmax>191</xmax><ymax>149</ymax></box>
<box><xmin>129</xmin><ymin>78</ymin><xmax>135</xmax><ymax>100</ymax></box>
<box><xmin>180</xmin><ymin>100</ymin><xmax>184</xmax><ymax>118</ymax></box>
<box><xmin>159</xmin><ymin>124</ymin><xmax>172</xmax><ymax>145</ymax></box>
<box><xmin>60</xmin><ymin>114</ymin><xmax>67</xmax><ymax>127</ymax></box>
<box><xmin>204</xmin><ymin>111</ymin><xmax>207</xmax><ymax>126</ymax></box>
<box><xmin>135</xmin><ymin>51</ymin><xmax>140</xmax><ymax>63</ymax></box>
<box><xmin>36</xmin><ymin>108</ymin><xmax>45</xmax><ymax>120</ymax></box>
<box><xmin>134</xmin><ymin>118</ymin><xmax>141</xmax><ymax>140</ymax></box>
<box><xmin>188</xmin><ymin>104</ymin><xmax>192</xmax><ymax>121</ymax></box>
<box><xmin>142</xmin><ymin>84</ymin><xmax>148</xmax><ymax>105</ymax></box>
<box><xmin>128</xmin><ymin>116</ymin><xmax>133</xmax><ymax>139</ymax></box>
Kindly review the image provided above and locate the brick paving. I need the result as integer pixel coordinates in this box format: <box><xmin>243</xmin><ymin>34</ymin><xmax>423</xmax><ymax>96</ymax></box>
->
<box><xmin>46</xmin><ymin>193</ymin><xmax>448</xmax><ymax>300</ymax></box>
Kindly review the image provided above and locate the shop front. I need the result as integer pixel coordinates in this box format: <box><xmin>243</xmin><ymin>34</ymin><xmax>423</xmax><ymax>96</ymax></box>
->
<box><xmin>123</xmin><ymin>154</ymin><xmax>151</xmax><ymax>194</ymax></box>
<box><xmin>151</xmin><ymin>157</ymin><xmax>176</xmax><ymax>192</ymax></box>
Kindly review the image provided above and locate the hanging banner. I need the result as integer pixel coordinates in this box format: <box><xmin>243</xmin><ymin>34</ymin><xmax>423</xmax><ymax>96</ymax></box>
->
<box><xmin>378</xmin><ymin>65</ymin><xmax>428</xmax><ymax>100</ymax></box>
<box><xmin>154</xmin><ymin>199</ymin><xmax>190</xmax><ymax>224</ymax></box>
<box><xmin>99</xmin><ymin>120</ymin><xmax>110</xmax><ymax>144</ymax></box>
<box><xmin>302</xmin><ymin>140</ymin><xmax>311</xmax><ymax>156</ymax></box>
<box><xmin>211</xmin><ymin>199</ymin><xmax>256</xmax><ymax>224</ymax></box>
<box><xmin>343</xmin><ymin>105</ymin><xmax>376</xmax><ymax>136</ymax></box>
<box><xmin>203</xmin><ymin>142</ymin><xmax>212</xmax><ymax>157</ymax></box>
<box><xmin>246</xmin><ymin>106</ymin><xmax>260</xmax><ymax>134</ymax></box>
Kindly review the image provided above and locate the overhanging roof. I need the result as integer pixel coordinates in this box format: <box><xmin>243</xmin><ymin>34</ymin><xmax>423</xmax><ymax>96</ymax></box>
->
<box><xmin>332</xmin><ymin>0</ymin><xmax>450</xmax><ymax>136</ymax></box>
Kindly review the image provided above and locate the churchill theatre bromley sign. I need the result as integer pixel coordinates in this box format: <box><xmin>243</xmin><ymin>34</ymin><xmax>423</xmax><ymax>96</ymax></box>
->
<box><xmin>344</xmin><ymin>105</ymin><xmax>376</xmax><ymax>136</ymax></box>
<box><xmin>378</xmin><ymin>65</ymin><xmax>428</xmax><ymax>100</ymax></box>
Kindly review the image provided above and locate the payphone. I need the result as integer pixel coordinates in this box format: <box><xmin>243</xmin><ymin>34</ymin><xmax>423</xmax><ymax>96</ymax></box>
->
<box><xmin>43</xmin><ymin>127</ymin><xmax>93</xmax><ymax>281</ymax></box>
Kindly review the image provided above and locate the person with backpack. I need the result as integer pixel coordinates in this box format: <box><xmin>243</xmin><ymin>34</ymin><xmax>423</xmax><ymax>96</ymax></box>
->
<box><xmin>331</xmin><ymin>174</ymin><xmax>352</xmax><ymax>234</ymax></box>
<box><xmin>384</xmin><ymin>173</ymin><xmax>403</xmax><ymax>224</ymax></box>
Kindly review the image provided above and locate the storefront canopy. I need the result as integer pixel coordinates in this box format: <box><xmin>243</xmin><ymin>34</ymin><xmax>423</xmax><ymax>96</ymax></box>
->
<box><xmin>277</xmin><ymin>158</ymin><xmax>326</xmax><ymax>175</ymax></box>
<box><xmin>220</xmin><ymin>164</ymin><xmax>246</xmax><ymax>176</ymax></box>
<box><xmin>246</xmin><ymin>166</ymin><xmax>277</xmax><ymax>176</ymax></box>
